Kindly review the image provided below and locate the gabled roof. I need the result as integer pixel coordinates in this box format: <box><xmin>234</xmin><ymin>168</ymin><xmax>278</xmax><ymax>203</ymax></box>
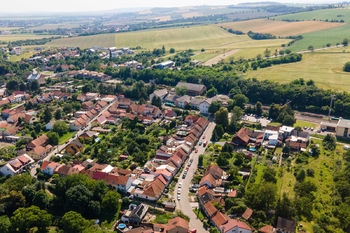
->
<box><xmin>200</xmin><ymin>173</ymin><xmax>217</xmax><ymax>187</ymax></box>
<box><xmin>143</xmin><ymin>177</ymin><xmax>165</xmax><ymax>198</ymax></box>
<box><xmin>242</xmin><ymin>208</ymin><xmax>253</xmax><ymax>220</ymax></box>
<box><xmin>204</xmin><ymin>201</ymin><xmax>217</xmax><ymax>217</ymax></box>
<box><xmin>29</xmin><ymin>134</ymin><xmax>49</xmax><ymax>148</ymax></box>
<box><xmin>211</xmin><ymin>211</ymin><xmax>229</xmax><ymax>228</ymax></box>
<box><xmin>220</xmin><ymin>219</ymin><xmax>252</xmax><ymax>232</ymax></box>
<box><xmin>167</xmin><ymin>217</ymin><xmax>189</xmax><ymax>232</ymax></box>
<box><xmin>233</xmin><ymin>127</ymin><xmax>250</xmax><ymax>144</ymax></box>
<box><xmin>176</xmin><ymin>82</ymin><xmax>206</xmax><ymax>93</ymax></box>
<box><xmin>205</xmin><ymin>164</ymin><xmax>223</xmax><ymax>179</ymax></box>
<box><xmin>259</xmin><ymin>225</ymin><xmax>276</xmax><ymax>233</ymax></box>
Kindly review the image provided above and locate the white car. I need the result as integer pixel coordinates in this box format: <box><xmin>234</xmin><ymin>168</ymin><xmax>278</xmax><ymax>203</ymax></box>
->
<box><xmin>177</xmin><ymin>195</ymin><xmax>181</xmax><ymax>200</ymax></box>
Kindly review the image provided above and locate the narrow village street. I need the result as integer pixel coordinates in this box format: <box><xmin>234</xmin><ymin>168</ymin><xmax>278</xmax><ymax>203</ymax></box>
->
<box><xmin>175</xmin><ymin>122</ymin><xmax>216</xmax><ymax>233</ymax></box>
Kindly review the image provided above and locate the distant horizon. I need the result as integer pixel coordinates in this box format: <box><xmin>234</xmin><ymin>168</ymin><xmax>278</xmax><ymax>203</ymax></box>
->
<box><xmin>0</xmin><ymin>0</ymin><xmax>344</xmax><ymax>14</ymax></box>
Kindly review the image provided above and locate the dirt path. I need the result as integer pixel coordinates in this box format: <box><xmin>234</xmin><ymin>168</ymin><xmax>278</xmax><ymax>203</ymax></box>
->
<box><xmin>203</xmin><ymin>49</ymin><xmax>239</xmax><ymax>66</ymax></box>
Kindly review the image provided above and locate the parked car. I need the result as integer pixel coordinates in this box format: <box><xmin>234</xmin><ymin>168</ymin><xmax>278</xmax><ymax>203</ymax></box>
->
<box><xmin>195</xmin><ymin>149</ymin><xmax>198</xmax><ymax>153</ymax></box>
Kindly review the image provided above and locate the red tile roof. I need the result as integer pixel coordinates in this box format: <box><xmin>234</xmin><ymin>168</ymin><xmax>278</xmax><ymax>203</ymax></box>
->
<box><xmin>220</xmin><ymin>219</ymin><xmax>252</xmax><ymax>232</ymax></box>
<box><xmin>211</xmin><ymin>211</ymin><xmax>229</xmax><ymax>228</ymax></box>
<box><xmin>259</xmin><ymin>225</ymin><xmax>275</xmax><ymax>233</ymax></box>
<box><xmin>204</xmin><ymin>201</ymin><xmax>217</xmax><ymax>217</ymax></box>
<box><xmin>242</xmin><ymin>208</ymin><xmax>253</xmax><ymax>220</ymax></box>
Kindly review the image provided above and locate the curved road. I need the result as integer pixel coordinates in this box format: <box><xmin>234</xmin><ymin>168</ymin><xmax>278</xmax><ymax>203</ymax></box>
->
<box><xmin>175</xmin><ymin>122</ymin><xmax>216</xmax><ymax>233</ymax></box>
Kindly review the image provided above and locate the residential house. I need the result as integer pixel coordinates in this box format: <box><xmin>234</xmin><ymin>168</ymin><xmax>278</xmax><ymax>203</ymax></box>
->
<box><xmin>121</xmin><ymin>204</ymin><xmax>149</xmax><ymax>224</ymax></box>
<box><xmin>79</xmin><ymin>131</ymin><xmax>99</xmax><ymax>140</ymax></box>
<box><xmin>176</xmin><ymin>82</ymin><xmax>207</xmax><ymax>96</ymax></box>
<box><xmin>175</xmin><ymin>95</ymin><xmax>191</xmax><ymax>108</ymax></box>
<box><xmin>149</xmin><ymin>89</ymin><xmax>168</xmax><ymax>102</ymax></box>
<box><xmin>65</xmin><ymin>139</ymin><xmax>84</xmax><ymax>155</ymax></box>
<box><xmin>27</xmin><ymin>134</ymin><xmax>49</xmax><ymax>150</ymax></box>
<box><xmin>219</xmin><ymin>219</ymin><xmax>252</xmax><ymax>233</ymax></box>
<box><xmin>0</xmin><ymin>154</ymin><xmax>34</xmax><ymax>176</ymax></box>
<box><xmin>154</xmin><ymin>217</ymin><xmax>189</xmax><ymax>233</ymax></box>
<box><xmin>76</xmin><ymin>70</ymin><xmax>111</xmax><ymax>82</ymax></box>
<box><xmin>104</xmin><ymin>173</ymin><xmax>132</xmax><ymax>193</ymax></box>
<box><xmin>27</xmin><ymin>70</ymin><xmax>48</xmax><ymax>85</ymax></box>
<box><xmin>157</xmin><ymin>60</ymin><xmax>175</xmax><ymax>69</ymax></box>
<box><xmin>335</xmin><ymin>117</ymin><xmax>350</xmax><ymax>138</ymax></box>
<box><xmin>199</xmin><ymin>99</ymin><xmax>211</xmax><ymax>115</ymax></box>
<box><xmin>285</xmin><ymin>131</ymin><xmax>309</xmax><ymax>152</ymax></box>
<box><xmin>40</xmin><ymin>161</ymin><xmax>60</xmax><ymax>175</ymax></box>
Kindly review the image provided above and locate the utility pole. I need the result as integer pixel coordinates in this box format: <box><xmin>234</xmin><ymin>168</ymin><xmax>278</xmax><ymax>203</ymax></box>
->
<box><xmin>328</xmin><ymin>94</ymin><xmax>335</xmax><ymax>121</ymax></box>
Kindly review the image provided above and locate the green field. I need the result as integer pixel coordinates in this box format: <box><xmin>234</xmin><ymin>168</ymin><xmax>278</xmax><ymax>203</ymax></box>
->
<box><xmin>0</xmin><ymin>34</ymin><xmax>56</xmax><ymax>42</ymax></box>
<box><xmin>48</xmin><ymin>25</ymin><xmax>290</xmax><ymax>60</ymax></box>
<box><xmin>47</xmin><ymin>33</ymin><xmax>116</xmax><ymax>48</ymax></box>
<box><xmin>272</xmin><ymin>8</ymin><xmax>350</xmax><ymax>51</ymax></box>
<box><xmin>288</xmin><ymin>23</ymin><xmax>350</xmax><ymax>52</ymax></box>
<box><xmin>274</xmin><ymin>8</ymin><xmax>350</xmax><ymax>23</ymax></box>
<box><xmin>246</xmin><ymin>47</ymin><xmax>350</xmax><ymax>91</ymax></box>
<box><xmin>48</xmin><ymin>25</ymin><xmax>248</xmax><ymax>50</ymax></box>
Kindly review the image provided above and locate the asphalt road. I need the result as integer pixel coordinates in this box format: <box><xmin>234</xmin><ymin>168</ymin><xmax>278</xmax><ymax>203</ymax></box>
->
<box><xmin>30</xmin><ymin>99</ymin><xmax>117</xmax><ymax>176</ymax></box>
<box><xmin>175</xmin><ymin>122</ymin><xmax>216</xmax><ymax>233</ymax></box>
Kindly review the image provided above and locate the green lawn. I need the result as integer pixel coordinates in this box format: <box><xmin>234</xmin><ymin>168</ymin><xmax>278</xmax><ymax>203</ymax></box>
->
<box><xmin>155</xmin><ymin>212</ymin><xmax>174</xmax><ymax>224</ymax></box>
<box><xmin>58</xmin><ymin>132</ymin><xmax>76</xmax><ymax>145</ymax></box>
<box><xmin>293</xmin><ymin>120</ymin><xmax>316</xmax><ymax>129</ymax></box>
<box><xmin>268</xmin><ymin>122</ymin><xmax>282</xmax><ymax>127</ymax></box>
<box><xmin>253</xmin><ymin>152</ymin><xmax>267</xmax><ymax>184</ymax></box>
<box><xmin>246</xmin><ymin>47</ymin><xmax>350</xmax><ymax>92</ymax></box>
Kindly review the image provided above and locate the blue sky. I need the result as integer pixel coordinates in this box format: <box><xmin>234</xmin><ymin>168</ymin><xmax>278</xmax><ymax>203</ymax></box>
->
<box><xmin>1</xmin><ymin>0</ymin><xmax>340</xmax><ymax>13</ymax></box>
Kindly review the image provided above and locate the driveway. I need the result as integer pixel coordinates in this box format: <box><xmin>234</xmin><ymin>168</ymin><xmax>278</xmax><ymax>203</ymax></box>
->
<box><xmin>175</xmin><ymin>122</ymin><xmax>216</xmax><ymax>233</ymax></box>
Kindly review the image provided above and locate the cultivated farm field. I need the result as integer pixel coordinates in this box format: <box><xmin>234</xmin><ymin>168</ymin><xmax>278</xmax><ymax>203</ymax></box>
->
<box><xmin>48</xmin><ymin>25</ymin><xmax>290</xmax><ymax>61</ymax></box>
<box><xmin>273</xmin><ymin>8</ymin><xmax>350</xmax><ymax>23</ymax></box>
<box><xmin>48</xmin><ymin>25</ymin><xmax>246</xmax><ymax>49</ymax></box>
<box><xmin>288</xmin><ymin>23</ymin><xmax>350</xmax><ymax>52</ymax></box>
<box><xmin>0</xmin><ymin>34</ymin><xmax>56</xmax><ymax>42</ymax></box>
<box><xmin>47</xmin><ymin>33</ymin><xmax>117</xmax><ymax>48</ymax></box>
<box><xmin>246</xmin><ymin>47</ymin><xmax>350</xmax><ymax>91</ymax></box>
<box><xmin>219</xmin><ymin>19</ymin><xmax>343</xmax><ymax>37</ymax></box>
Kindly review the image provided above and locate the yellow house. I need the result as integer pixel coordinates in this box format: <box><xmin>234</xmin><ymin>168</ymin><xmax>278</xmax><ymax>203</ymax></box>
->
<box><xmin>65</xmin><ymin>139</ymin><xmax>84</xmax><ymax>155</ymax></box>
<box><xmin>336</xmin><ymin>118</ymin><xmax>350</xmax><ymax>138</ymax></box>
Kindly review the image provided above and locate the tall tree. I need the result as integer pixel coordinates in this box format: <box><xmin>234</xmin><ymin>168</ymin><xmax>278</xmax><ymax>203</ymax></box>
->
<box><xmin>214</xmin><ymin>107</ymin><xmax>229</xmax><ymax>128</ymax></box>
<box><xmin>10</xmin><ymin>206</ymin><xmax>52</xmax><ymax>233</ymax></box>
<box><xmin>61</xmin><ymin>211</ymin><xmax>91</xmax><ymax>233</ymax></box>
<box><xmin>101</xmin><ymin>191</ymin><xmax>121</xmax><ymax>220</ymax></box>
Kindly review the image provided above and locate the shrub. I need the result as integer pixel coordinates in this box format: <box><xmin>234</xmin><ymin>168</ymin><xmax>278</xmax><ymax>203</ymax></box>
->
<box><xmin>344</xmin><ymin>62</ymin><xmax>350</xmax><ymax>72</ymax></box>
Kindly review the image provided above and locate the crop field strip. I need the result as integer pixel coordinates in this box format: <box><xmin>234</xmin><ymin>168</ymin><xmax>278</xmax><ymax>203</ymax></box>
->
<box><xmin>219</xmin><ymin>19</ymin><xmax>344</xmax><ymax>37</ymax></box>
